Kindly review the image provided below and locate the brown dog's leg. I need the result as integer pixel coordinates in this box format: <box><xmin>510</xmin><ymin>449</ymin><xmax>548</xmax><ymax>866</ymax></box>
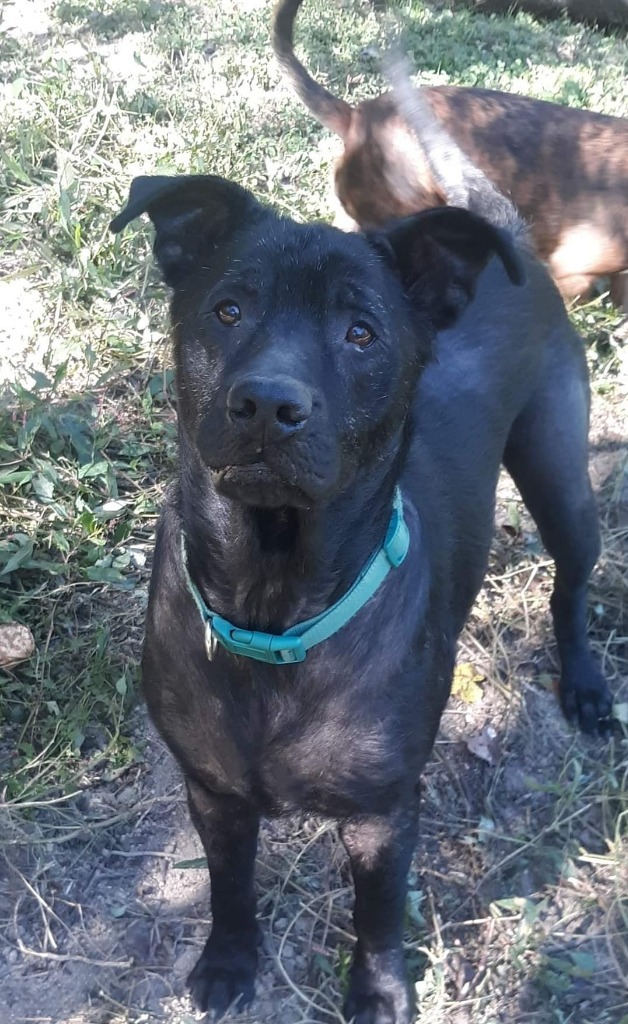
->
<box><xmin>555</xmin><ymin>270</ymin><xmax>628</xmax><ymax>310</ymax></box>
<box><xmin>553</xmin><ymin>271</ymin><xmax>598</xmax><ymax>305</ymax></box>
<box><xmin>340</xmin><ymin>797</ymin><xmax>419</xmax><ymax>1024</ymax></box>
<box><xmin>185</xmin><ymin>779</ymin><xmax>260</xmax><ymax>1017</ymax></box>
<box><xmin>548</xmin><ymin>227</ymin><xmax>622</xmax><ymax>306</ymax></box>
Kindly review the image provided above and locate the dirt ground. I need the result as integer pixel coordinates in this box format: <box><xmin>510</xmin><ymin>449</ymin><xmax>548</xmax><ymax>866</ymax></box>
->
<box><xmin>1</xmin><ymin>374</ymin><xmax>627</xmax><ymax>1024</ymax></box>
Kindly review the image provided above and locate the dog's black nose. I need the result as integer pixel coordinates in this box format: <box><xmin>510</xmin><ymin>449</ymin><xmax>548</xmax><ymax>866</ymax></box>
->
<box><xmin>227</xmin><ymin>375</ymin><xmax>313</xmax><ymax>439</ymax></box>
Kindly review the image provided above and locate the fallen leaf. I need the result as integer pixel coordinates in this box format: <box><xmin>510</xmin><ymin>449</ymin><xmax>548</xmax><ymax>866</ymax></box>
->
<box><xmin>466</xmin><ymin>725</ymin><xmax>500</xmax><ymax>765</ymax></box>
<box><xmin>0</xmin><ymin>623</ymin><xmax>35</xmax><ymax>668</ymax></box>
<box><xmin>173</xmin><ymin>857</ymin><xmax>208</xmax><ymax>870</ymax></box>
<box><xmin>451</xmin><ymin>662</ymin><xmax>485</xmax><ymax>704</ymax></box>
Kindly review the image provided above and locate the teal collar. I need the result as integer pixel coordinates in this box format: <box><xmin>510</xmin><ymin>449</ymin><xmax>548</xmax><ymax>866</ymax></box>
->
<box><xmin>181</xmin><ymin>487</ymin><xmax>410</xmax><ymax>666</ymax></box>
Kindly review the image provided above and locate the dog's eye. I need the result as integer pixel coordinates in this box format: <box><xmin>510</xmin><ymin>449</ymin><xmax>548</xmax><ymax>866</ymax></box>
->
<box><xmin>346</xmin><ymin>322</ymin><xmax>375</xmax><ymax>348</ymax></box>
<box><xmin>215</xmin><ymin>300</ymin><xmax>241</xmax><ymax>326</ymax></box>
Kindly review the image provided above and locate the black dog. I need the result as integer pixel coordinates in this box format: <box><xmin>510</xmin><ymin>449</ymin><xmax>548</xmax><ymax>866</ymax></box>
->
<box><xmin>110</xmin><ymin>112</ymin><xmax>611</xmax><ymax>1022</ymax></box>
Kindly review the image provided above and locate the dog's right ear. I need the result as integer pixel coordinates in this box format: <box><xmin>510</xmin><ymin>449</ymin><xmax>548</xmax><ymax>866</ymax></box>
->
<box><xmin>109</xmin><ymin>175</ymin><xmax>261</xmax><ymax>287</ymax></box>
<box><xmin>374</xmin><ymin>205</ymin><xmax>525</xmax><ymax>332</ymax></box>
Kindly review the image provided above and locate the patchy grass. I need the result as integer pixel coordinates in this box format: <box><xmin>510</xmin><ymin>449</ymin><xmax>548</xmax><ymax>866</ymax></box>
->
<box><xmin>0</xmin><ymin>1</ymin><xmax>626</xmax><ymax>1022</ymax></box>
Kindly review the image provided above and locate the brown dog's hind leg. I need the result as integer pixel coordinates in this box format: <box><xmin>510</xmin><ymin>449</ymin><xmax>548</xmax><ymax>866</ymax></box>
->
<box><xmin>185</xmin><ymin>780</ymin><xmax>260</xmax><ymax>1017</ymax></box>
<box><xmin>554</xmin><ymin>270</ymin><xmax>628</xmax><ymax>310</ymax></box>
<box><xmin>552</xmin><ymin>271</ymin><xmax>598</xmax><ymax>305</ymax></box>
<box><xmin>340</xmin><ymin>798</ymin><xmax>419</xmax><ymax>1024</ymax></box>
<box><xmin>503</xmin><ymin>329</ymin><xmax>612</xmax><ymax>734</ymax></box>
<box><xmin>609</xmin><ymin>271</ymin><xmax>628</xmax><ymax>311</ymax></box>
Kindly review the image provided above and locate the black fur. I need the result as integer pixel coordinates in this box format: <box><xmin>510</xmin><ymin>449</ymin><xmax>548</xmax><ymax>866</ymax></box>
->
<box><xmin>111</xmin><ymin>173</ymin><xmax>611</xmax><ymax>1024</ymax></box>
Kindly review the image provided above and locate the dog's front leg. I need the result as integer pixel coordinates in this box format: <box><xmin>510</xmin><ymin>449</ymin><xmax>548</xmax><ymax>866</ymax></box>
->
<box><xmin>185</xmin><ymin>778</ymin><xmax>259</xmax><ymax>1018</ymax></box>
<box><xmin>340</xmin><ymin>796</ymin><xmax>419</xmax><ymax>1024</ymax></box>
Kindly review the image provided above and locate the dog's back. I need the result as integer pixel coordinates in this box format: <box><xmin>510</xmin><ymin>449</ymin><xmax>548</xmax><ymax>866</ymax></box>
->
<box><xmin>422</xmin><ymin>85</ymin><xmax>628</xmax><ymax>297</ymax></box>
<box><xmin>274</xmin><ymin>0</ymin><xmax>628</xmax><ymax>304</ymax></box>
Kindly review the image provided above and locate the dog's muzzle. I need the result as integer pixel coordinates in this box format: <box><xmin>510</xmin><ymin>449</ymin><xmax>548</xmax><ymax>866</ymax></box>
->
<box><xmin>198</xmin><ymin>373</ymin><xmax>340</xmax><ymax>505</ymax></box>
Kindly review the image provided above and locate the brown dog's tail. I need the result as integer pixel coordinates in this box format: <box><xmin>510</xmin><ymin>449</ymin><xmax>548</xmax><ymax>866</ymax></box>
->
<box><xmin>273</xmin><ymin>0</ymin><xmax>353</xmax><ymax>137</ymax></box>
<box><xmin>385</xmin><ymin>53</ymin><xmax>528</xmax><ymax>242</ymax></box>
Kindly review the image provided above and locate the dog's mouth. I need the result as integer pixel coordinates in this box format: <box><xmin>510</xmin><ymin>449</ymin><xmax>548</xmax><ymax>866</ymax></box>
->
<box><xmin>211</xmin><ymin>463</ymin><xmax>313</xmax><ymax>508</ymax></box>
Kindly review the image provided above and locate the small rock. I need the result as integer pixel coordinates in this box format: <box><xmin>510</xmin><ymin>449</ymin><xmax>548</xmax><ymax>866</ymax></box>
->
<box><xmin>281</xmin><ymin>942</ymin><xmax>295</xmax><ymax>960</ymax></box>
<box><xmin>0</xmin><ymin>623</ymin><xmax>35</xmax><ymax>668</ymax></box>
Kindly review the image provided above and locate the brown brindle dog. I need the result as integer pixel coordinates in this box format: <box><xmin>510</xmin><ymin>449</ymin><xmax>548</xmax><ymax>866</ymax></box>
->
<box><xmin>273</xmin><ymin>0</ymin><xmax>628</xmax><ymax>307</ymax></box>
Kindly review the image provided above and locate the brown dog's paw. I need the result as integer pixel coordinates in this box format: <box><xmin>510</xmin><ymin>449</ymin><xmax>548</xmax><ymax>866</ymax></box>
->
<box><xmin>187</xmin><ymin>938</ymin><xmax>257</xmax><ymax>1019</ymax></box>
<box><xmin>559</xmin><ymin>656</ymin><xmax>613</xmax><ymax>736</ymax></box>
<box><xmin>344</xmin><ymin>950</ymin><xmax>413</xmax><ymax>1024</ymax></box>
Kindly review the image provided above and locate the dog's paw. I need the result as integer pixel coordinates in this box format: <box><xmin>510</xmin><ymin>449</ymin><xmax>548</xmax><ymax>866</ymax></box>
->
<box><xmin>559</xmin><ymin>655</ymin><xmax>613</xmax><ymax>736</ymax></box>
<box><xmin>187</xmin><ymin>936</ymin><xmax>257</xmax><ymax>1019</ymax></box>
<box><xmin>344</xmin><ymin>950</ymin><xmax>412</xmax><ymax>1024</ymax></box>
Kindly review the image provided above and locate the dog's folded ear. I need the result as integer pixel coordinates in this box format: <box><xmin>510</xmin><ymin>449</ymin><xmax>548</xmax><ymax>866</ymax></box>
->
<box><xmin>377</xmin><ymin>206</ymin><xmax>526</xmax><ymax>331</ymax></box>
<box><xmin>110</xmin><ymin>175</ymin><xmax>261</xmax><ymax>287</ymax></box>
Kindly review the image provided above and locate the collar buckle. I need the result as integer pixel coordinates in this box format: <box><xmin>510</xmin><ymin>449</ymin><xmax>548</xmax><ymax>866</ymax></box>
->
<box><xmin>204</xmin><ymin>621</ymin><xmax>218</xmax><ymax>661</ymax></box>
<box><xmin>210</xmin><ymin>615</ymin><xmax>307</xmax><ymax>665</ymax></box>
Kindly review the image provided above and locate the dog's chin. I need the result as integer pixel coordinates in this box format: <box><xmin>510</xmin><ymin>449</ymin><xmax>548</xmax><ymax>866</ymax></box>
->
<box><xmin>211</xmin><ymin>465</ymin><xmax>314</xmax><ymax>509</ymax></box>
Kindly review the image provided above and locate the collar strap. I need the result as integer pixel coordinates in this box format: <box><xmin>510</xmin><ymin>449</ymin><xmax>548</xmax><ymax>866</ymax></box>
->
<box><xmin>181</xmin><ymin>487</ymin><xmax>410</xmax><ymax>666</ymax></box>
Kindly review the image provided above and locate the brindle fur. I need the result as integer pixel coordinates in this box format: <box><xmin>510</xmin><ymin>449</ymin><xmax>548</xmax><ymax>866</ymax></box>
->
<box><xmin>274</xmin><ymin>0</ymin><xmax>628</xmax><ymax>307</ymax></box>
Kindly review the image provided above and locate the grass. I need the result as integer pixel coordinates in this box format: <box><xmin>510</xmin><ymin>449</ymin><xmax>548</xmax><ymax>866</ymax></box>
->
<box><xmin>0</xmin><ymin>1</ymin><xmax>626</xmax><ymax>1022</ymax></box>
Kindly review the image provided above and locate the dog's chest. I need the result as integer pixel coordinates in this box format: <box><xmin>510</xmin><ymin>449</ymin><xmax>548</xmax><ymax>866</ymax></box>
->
<box><xmin>147</xmin><ymin>509</ymin><xmax>436</xmax><ymax>818</ymax></box>
<box><xmin>187</xmin><ymin>654</ymin><xmax>417</xmax><ymax>818</ymax></box>
<box><xmin>255</xmin><ymin>693</ymin><xmax>405</xmax><ymax>817</ymax></box>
